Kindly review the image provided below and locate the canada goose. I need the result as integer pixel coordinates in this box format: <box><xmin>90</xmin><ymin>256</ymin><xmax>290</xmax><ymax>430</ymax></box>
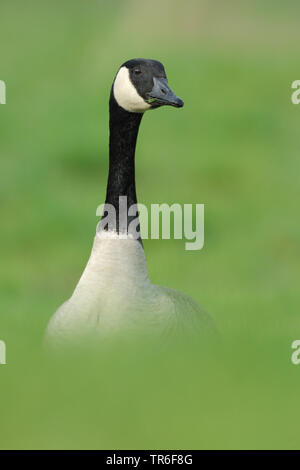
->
<box><xmin>46</xmin><ymin>58</ymin><xmax>214</xmax><ymax>345</ymax></box>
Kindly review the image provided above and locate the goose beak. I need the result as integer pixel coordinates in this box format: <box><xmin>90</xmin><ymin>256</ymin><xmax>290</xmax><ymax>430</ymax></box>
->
<box><xmin>147</xmin><ymin>77</ymin><xmax>184</xmax><ymax>108</ymax></box>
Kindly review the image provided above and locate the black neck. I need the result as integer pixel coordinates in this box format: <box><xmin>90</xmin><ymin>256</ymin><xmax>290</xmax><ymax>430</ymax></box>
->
<box><xmin>100</xmin><ymin>92</ymin><xmax>143</xmax><ymax>235</ymax></box>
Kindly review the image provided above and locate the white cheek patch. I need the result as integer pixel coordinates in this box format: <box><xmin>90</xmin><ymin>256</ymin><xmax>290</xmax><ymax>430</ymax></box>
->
<box><xmin>113</xmin><ymin>66</ymin><xmax>151</xmax><ymax>113</ymax></box>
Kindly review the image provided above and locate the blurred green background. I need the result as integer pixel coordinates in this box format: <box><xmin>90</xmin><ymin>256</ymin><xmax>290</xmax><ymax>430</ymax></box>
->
<box><xmin>1</xmin><ymin>0</ymin><xmax>300</xmax><ymax>449</ymax></box>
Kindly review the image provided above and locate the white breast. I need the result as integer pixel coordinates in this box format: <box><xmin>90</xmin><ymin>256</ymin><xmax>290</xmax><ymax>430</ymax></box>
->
<box><xmin>46</xmin><ymin>231</ymin><xmax>215</xmax><ymax>348</ymax></box>
<box><xmin>46</xmin><ymin>231</ymin><xmax>174</xmax><ymax>344</ymax></box>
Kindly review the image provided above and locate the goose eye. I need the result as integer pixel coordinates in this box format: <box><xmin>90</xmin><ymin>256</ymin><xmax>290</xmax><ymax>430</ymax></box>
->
<box><xmin>133</xmin><ymin>69</ymin><xmax>142</xmax><ymax>76</ymax></box>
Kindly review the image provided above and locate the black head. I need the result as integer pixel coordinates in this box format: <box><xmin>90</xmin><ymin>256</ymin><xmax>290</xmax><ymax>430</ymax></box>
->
<box><xmin>113</xmin><ymin>58</ymin><xmax>184</xmax><ymax>113</ymax></box>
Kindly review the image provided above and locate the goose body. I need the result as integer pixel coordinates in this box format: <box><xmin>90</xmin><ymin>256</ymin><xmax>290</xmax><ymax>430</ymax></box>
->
<box><xmin>46</xmin><ymin>59</ymin><xmax>214</xmax><ymax>346</ymax></box>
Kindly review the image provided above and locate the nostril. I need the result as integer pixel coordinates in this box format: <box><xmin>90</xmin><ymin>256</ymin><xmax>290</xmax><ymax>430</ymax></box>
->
<box><xmin>160</xmin><ymin>87</ymin><xmax>167</xmax><ymax>95</ymax></box>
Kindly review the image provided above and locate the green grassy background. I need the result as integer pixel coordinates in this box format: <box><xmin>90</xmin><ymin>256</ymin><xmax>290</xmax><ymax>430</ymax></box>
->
<box><xmin>1</xmin><ymin>0</ymin><xmax>300</xmax><ymax>449</ymax></box>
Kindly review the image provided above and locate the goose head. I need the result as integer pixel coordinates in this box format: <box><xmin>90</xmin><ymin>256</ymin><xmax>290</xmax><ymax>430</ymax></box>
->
<box><xmin>112</xmin><ymin>58</ymin><xmax>184</xmax><ymax>113</ymax></box>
